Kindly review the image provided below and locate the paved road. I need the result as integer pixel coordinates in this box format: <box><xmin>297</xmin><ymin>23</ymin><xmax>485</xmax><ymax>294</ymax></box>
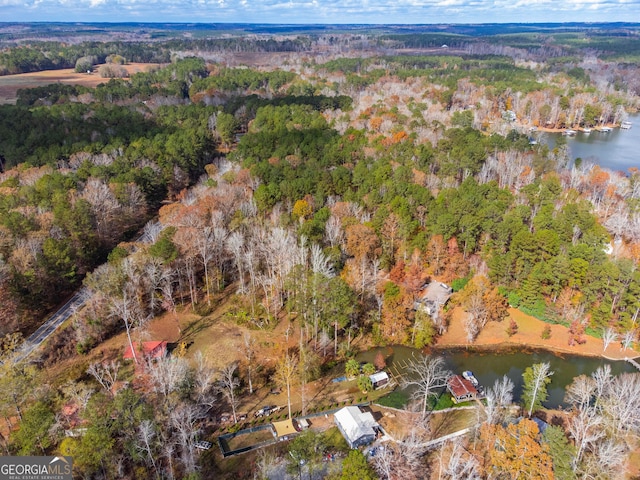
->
<box><xmin>13</xmin><ymin>288</ymin><xmax>91</xmax><ymax>363</ymax></box>
<box><xmin>10</xmin><ymin>223</ymin><xmax>157</xmax><ymax>364</ymax></box>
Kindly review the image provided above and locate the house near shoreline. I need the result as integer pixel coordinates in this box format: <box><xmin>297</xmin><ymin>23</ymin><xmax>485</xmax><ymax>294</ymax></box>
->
<box><xmin>369</xmin><ymin>371</ymin><xmax>390</xmax><ymax>390</ymax></box>
<box><xmin>447</xmin><ymin>375</ymin><xmax>479</xmax><ymax>403</ymax></box>
<box><xmin>414</xmin><ymin>281</ymin><xmax>453</xmax><ymax>317</ymax></box>
<box><xmin>334</xmin><ymin>406</ymin><xmax>379</xmax><ymax>448</ymax></box>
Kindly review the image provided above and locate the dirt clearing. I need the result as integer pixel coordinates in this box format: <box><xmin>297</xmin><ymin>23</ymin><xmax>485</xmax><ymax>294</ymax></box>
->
<box><xmin>437</xmin><ymin>307</ymin><xmax>637</xmax><ymax>360</ymax></box>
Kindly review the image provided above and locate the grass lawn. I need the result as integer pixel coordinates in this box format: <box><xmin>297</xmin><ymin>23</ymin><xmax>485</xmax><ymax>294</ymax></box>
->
<box><xmin>376</xmin><ymin>390</ymin><xmax>409</xmax><ymax>409</ymax></box>
<box><xmin>225</xmin><ymin>428</ymin><xmax>275</xmax><ymax>451</ymax></box>
<box><xmin>429</xmin><ymin>409</ymin><xmax>477</xmax><ymax>438</ymax></box>
<box><xmin>376</xmin><ymin>389</ymin><xmax>474</xmax><ymax>412</ymax></box>
<box><xmin>322</xmin><ymin>426</ymin><xmax>350</xmax><ymax>452</ymax></box>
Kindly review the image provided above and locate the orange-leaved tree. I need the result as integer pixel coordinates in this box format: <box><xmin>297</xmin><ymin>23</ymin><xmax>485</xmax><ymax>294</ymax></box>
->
<box><xmin>478</xmin><ymin>419</ymin><xmax>554</xmax><ymax>480</ymax></box>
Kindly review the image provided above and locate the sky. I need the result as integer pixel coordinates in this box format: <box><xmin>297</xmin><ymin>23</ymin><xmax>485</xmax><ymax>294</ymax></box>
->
<box><xmin>1</xmin><ymin>0</ymin><xmax>640</xmax><ymax>25</ymax></box>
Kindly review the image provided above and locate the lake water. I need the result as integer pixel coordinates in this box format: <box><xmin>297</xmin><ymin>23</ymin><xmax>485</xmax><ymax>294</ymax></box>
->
<box><xmin>357</xmin><ymin>345</ymin><xmax>636</xmax><ymax>408</ymax></box>
<box><xmin>541</xmin><ymin>113</ymin><xmax>640</xmax><ymax>173</ymax></box>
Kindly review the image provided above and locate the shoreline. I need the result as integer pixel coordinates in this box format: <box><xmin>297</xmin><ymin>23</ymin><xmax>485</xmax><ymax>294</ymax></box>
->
<box><xmin>434</xmin><ymin>307</ymin><xmax>640</xmax><ymax>362</ymax></box>
<box><xmin>532</xmin><ymin>123</ymin><xmax>620</xmax><ymax>134</ymax></box>
<box><xmin>431</xmin><ymin>340</ymin><xmax>640</xmax><ymax>361</ymax></box>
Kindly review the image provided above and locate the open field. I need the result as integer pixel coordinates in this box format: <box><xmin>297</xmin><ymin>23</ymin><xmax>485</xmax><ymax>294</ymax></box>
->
<box><xmin>437</xmin><ymin>307</ymin><xmax>638</xmax><ymax>360</ymax></box>
<box><xmin>0</xmin><ymin>63</ymin><xmax>162</xmax><ymax>104</ymax></box>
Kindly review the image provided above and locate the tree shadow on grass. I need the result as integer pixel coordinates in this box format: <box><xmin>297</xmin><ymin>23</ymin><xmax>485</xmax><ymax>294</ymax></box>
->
<box><xmin>179</xmin><ymin>315</ymin><xmax>216</xmax><ymax>342</ymax></box>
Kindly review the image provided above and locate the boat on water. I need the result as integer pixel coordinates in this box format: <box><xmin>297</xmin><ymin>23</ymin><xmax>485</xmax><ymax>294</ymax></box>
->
<box><xmin>563</xmin><ymin>129</ymin><xmax>577</xmax><ymax>136</ymax></box>
<box><xmin>582</xmin><ymin>128</ymin><xmax>592</xmax><ymax>134</ymax></box>
<box><xmin>462</xmin><ymin>371</ymin><xmax>479</xmax><ymax>387</ymax></box>
<box><xmin>621</xmin><ymin>121</ymin><xmax>632</xmax><ymax>130</ymax></box>
<box><xmin>599</xmin><ymin>126</ymin><xmax>612</xmax><ymax>132</ymax></box>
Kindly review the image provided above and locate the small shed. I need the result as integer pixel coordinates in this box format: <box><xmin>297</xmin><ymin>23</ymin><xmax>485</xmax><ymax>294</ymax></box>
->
<box><xmin>369</xmin><ymin>371</ymin><xmax>390</xmax><ymax>389</ymax></box>
<box><xmin>447</xmin><ymin>375</ymin><xmax>478</xmax><ymax>404</ymax></box>
<box><xmin>334</xmin><ymin>406</ymin><xmax>378</xmax><ymax>448</ymax></box>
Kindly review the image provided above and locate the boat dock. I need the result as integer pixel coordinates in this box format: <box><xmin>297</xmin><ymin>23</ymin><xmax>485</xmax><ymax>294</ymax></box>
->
<box><xmin>625</xmin><ymin>357</ymin><xmax>640</xmax><ymax>372</ymax></box>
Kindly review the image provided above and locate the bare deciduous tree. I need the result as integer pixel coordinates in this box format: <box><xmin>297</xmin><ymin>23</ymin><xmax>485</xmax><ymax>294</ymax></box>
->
<box><xmin>61</xmin><ymin>380</ymin><xmax>94</xmax><ymax>412</ymax></box>
<box><xmin>274</xmin><ymin>352</ymin><xmax>298</xmax><ymax>419</ymax></box>
<box><xmin>602</xmin><ymin>327</ymin><xmax>617</xmax><ymax>352</ymax></box>
<box><xmin>402</xmin><ymin>355</ymin><xmax>450</xmax><ymax>417</ymax></box>
<box><xmin>324</xmin><ymin>214</ymin><xmax>343</xmax><ymax>248</ymax></box>
<box><xmin>310</xmin><ymin>243</ymin><xmax>333</xmax><ymax>278</ymax></box>
<box><xmin>438</xmin><ymin>440</ymin><xmax>481</xmax><ymax>480</ymax></box>
<box><xmin>227</xmin><ymin>231</ymin><xmax>246</xmax><ymax>294</ymax></box>
<box><xmin>146</xmin><ymin>356</ymin><xmax>189</xmax><ymax>403</ymax></box>
<box><xmin>602</xmin><ymin>372</ymin><xmax>640</xmax><ymax>435</ymax></box>
<box><xmin>484</xmin><ymin>375</ymin><xmax>514</xmax><ymax>424</ymax></box>
<box><xmin>109</xmin><ymin>282</ymin><xmax>145</xmax><ymax>364</ymax></box>
<box><xmin>193</xmin><ymin>352</ymin><xmax>216</xmax><ymax>411</ymax></box>
<box><xmin>568</xmin><ymin>406</ymin><xmax>605</xmax><ymax>471</ymax></box>
<box><xmin>565</xmin><ymin>375</ymin><xmax>595</xmax><ymax>411</ymax></box>
<box><xmin>169</xmin><ymin>403</ymin><xmax>202</xmax><ymax>475</ymax></box>
<box><xmin>87</xmin><ymin>360</ymin><xmax>120</xmax><ymax>395</ymax></box>
<box><xmin>136</xmin><ymin>420</ymin><xmax>159</xmax><ymax>477</ymax></box>
<box><xmin>243</xmin><ymin>334</ymin><xmax>257</xmax><ymax>395</ymax></box>
<box><xmin>621</xmin><ymin>329</ymin><xmax>636</xmax><ymax>350</ymax></box>
<box><xmin>373</xmin><ymin>444</ymin><xmax>394</xmax><ymax>480</ymax></box>
<box><xmin>218</xmin><ymin>362</ymin><xmax>240</xmax><ymax>423</ymax></box>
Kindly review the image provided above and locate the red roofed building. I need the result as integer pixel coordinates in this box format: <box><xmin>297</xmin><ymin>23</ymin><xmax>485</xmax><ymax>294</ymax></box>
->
<box><xmin>123</xmin><ymin>341</ymin><xmax>168</xmax><ymax>362</ymax></box>
<box><xmin>447</xmin><ymin>375</ymin><xmax>478</xmax><ymax>403</ymax></box>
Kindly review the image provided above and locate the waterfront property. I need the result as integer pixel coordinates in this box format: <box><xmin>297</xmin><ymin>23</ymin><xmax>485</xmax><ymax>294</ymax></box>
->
<box><xmin>447</xmin><ymin>375</ymin><xmax>479</xmax><ymax>404</ymax></box>
<box><xmin>414</xmin><ymin>282</ymin><xmax>453</xmax><ymax>317</ymax></box>
<box><xmin>334</xmin><ymin>406</ymin><xmax>379</xmax><ymax>448</ymax></box>
<box><xmin>369</xmin><ymin>371</ymin><xmax>390</xmax><ymax>389</ymax></box>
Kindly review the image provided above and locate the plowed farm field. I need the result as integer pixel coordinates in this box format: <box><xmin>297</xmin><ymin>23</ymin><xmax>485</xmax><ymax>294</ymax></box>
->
<box><xmin>0</xmin><ymin>63</ymin><xmax>162</xmax><ymax>104</ymax></box>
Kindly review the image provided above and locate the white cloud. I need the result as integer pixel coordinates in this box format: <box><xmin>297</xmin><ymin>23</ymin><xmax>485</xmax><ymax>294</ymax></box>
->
<box><xmin>0</xmin><ymin>0</ymin><xmax>639</xmax><ymax>22</ymax></box>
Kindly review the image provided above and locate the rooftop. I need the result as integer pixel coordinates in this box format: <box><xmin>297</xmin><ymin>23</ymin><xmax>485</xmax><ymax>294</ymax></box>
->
<box><xmin>447</xmin><ymin>375</ymin><xmax>478</xmax><ymax>399</ymax></box>
<box><xmin>369</xmin><ymin>371</ymin><xmax>389</xmax><ymax>384</ymax></box>
<box><xmin>123</xmin><ymin>340</ymin><xmax>167</xmax><ymax>360</ymax></box>
<box><xmin>422</xmin><ymin>281</ymin><xmax>453</xmax><ymax>304</ymax></box>
<box><xmin>334</xmin><ymin>406</ymin><xmax>378</xmax><ymax>443</ymax></box>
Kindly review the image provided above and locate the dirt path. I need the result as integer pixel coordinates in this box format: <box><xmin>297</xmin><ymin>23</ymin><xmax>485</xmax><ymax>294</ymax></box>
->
<box><xmin>436</xmin><ymin>307</ymin><xmax>639</xmax><ymax>360</ymax></box>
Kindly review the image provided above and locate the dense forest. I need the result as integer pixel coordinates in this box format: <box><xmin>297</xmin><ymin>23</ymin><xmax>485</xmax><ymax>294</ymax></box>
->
<box><xmin>1</xmin><ymin>25</ymin><xmax>639</xmax><ymax>480</ymax></box>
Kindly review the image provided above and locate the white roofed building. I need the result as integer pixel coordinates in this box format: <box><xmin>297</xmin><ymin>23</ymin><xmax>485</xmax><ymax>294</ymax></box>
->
<box><xmin>369</xmin><ymin>371</ymin><xmax>390</xmax><ymax>389</ymax></box>
<box><xmin>334</xmin><ymin>406</ymin><xmax>379</xmax><ymax>448</ymax></box>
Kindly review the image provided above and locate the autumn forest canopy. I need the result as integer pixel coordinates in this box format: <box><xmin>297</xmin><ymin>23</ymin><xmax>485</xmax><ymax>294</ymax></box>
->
<box><xmin>0</xmin><ymin>22</ymin><xmax>640</xmax><ymax>479</ymax></box>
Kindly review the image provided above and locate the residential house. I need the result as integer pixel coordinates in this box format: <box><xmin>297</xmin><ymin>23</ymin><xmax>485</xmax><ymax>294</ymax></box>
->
<box><xmin>334</xmin><ymin>406</ymin><xmax>379</xmax><ymax>448</ymax></box>
<box><xmin>123</xmin><ymin>341</ymin><xmax>168</xmax><ymax>362</ymax></box>
<box><xmin>414</xmin><ymin>282</ymin><xmax>453</xmax><ymax>317</ymax></box>
<box><xmin>447</xmin><ymin>375</ymin><xmax>479</xmax><ymax>404</ymax></box>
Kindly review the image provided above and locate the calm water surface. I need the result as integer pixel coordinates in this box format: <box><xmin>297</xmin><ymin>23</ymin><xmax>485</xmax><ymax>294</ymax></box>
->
<box><xmin>357</xmin><ymin>345</ymin><xmax>636</xmax><ymax>408</ymax></box>
<box><xmin>542</xmin><ymin>113</ymin><xmax>640</xmax><ymax>173</ymax></box>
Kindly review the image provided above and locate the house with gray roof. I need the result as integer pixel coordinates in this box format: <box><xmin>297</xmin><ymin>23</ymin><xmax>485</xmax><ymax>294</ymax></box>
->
<box><xmin>334</xmin><ymin>406</ymin><xmax>379</xmax><ymax>448</ymax></box>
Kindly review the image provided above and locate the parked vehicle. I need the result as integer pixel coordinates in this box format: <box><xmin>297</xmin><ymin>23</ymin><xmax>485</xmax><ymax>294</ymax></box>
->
<box><xmin>254</xmin><ymin>405</ymin><xmax>279</xmax><ymax>417</ymax></box>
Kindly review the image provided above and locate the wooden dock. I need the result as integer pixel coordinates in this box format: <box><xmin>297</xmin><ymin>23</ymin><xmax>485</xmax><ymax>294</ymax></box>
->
<box><xmin>625</xmin><ymin>357</ymin><xmax>640</xmax><ymax>371</ymax></box>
